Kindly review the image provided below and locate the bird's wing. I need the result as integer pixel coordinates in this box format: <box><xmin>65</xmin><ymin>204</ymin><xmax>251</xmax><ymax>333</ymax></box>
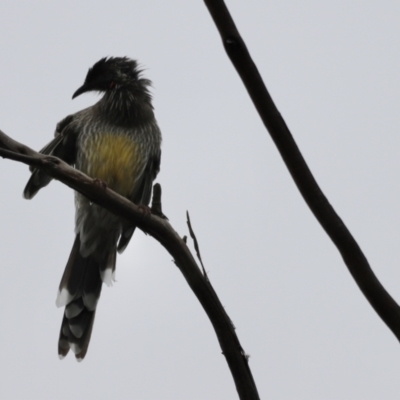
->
<box><xmin>117</xmin><ymin>149</ymin><xmax>161</xmax><ymax>253</ymax></box>
<box><xmin>23</xmin><ymin>114</ymin><xmax>79</xmax><ymax>199</ymax></box>
<box><xmin>134</xmin><ymin>149</ymin><xmax>161</xmax><ymax>205</ymax></box>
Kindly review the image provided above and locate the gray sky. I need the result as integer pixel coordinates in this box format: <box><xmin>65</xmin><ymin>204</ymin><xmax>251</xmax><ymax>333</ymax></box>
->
<box><xmin>1</xmin><ymin>1</ymin><xmax>400</xmax><ymax>399</ymax></box>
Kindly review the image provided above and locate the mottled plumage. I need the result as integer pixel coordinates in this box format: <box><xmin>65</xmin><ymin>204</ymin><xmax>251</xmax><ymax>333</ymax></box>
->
<box><xmin>23</xmin><ymin>57</ymin><xmax>162</xmax><ymax>360</ymax></box>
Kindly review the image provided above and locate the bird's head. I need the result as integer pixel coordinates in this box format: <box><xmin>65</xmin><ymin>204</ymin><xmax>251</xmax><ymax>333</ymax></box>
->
<box><xmin>72</xmin><ymin>57</ymin><xmax>145</xmax><ymax>99</ymax></box>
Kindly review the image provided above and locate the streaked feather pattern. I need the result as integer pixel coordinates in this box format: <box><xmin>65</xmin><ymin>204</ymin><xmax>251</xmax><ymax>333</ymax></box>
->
<box><xmin>23</xmin><ymin>57</ymin><xmax>162</xmax><ymax>360</ymax></box>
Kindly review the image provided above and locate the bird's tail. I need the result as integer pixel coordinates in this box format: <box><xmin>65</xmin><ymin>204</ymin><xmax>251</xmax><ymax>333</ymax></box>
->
<box><xmin>56</xmin><ymin>235</ymin><xmax>116</xmax><ymax>361</ymax></box>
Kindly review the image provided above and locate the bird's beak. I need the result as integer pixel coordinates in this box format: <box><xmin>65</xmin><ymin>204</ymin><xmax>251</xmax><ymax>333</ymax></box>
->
<box><xmin>72</xmin><ymin>84</ymin><xmax>92</xmax><ymax>99</ymax></box>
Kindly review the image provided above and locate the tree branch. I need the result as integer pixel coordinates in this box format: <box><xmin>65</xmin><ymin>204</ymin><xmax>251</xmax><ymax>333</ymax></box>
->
<box><xmin>203</xmin><ymin>0</ymin><xmax>400</xmax><ymax>341</ymax></box>
<box><xmin>0</xmin><ymin>129</ymin><xmax>260</xmax><ymax>400</ymax></box>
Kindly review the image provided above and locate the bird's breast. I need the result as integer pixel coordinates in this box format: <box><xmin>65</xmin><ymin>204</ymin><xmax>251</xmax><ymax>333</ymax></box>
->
<box><xmin>78</xmin><ymin>132</ymin><xmax>146</xmax><ymax>197</ymax></box>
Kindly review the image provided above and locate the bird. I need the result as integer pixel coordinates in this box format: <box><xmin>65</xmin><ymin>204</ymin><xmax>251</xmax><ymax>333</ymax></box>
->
<box><xmin>23</xmin><ymin>57</ymin><xmax>162</xmax><ymax>361</ymax></box>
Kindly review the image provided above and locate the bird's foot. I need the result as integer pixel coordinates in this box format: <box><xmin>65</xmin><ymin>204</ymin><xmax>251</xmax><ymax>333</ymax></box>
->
<box><xmin>93</xmin><ymin>178</ymin><xmax>107</xmax><ymax>190</ymax></box>
<box><xmin>138</xmin><ymin>204</ymin><xmax>151</xmax><ymax>216</ymax></box>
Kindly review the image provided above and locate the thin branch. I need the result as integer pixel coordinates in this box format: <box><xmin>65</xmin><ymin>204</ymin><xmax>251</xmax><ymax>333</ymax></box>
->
<box><xmin>203</xmin><ymin>0</ymin><xmax>400</xmax><ymax>341</ymax></box>
<box><xmin>151</xmin><ymin>183</ymin><xmax>168</xmax><ymax>219</ymax></box>
<box><xmin>186</xmin><ymin>211</ymin><xmax>208</xmax><ymax>278</ymax></box>
<box><xmin>0</xmin><ymin>129</ymin><xmax>260</xmax><ymax>400</ymax></box>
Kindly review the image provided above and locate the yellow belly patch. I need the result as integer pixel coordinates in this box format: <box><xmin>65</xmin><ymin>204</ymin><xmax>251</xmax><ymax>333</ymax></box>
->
<box><xmin>82</xmin><ymin>133</ymin><xmax>143</xmax><ymax>196</ymax></box>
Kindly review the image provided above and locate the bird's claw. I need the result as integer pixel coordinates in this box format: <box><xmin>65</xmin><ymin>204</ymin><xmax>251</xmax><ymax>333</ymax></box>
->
<box><xmin>138</xmin><ymin>204</ymin><xmax>151</xmax><ymax>216</ymax></box>
<box><xmin>93</xmin><ymin>178</ymin><xmax>107</xmax><ymax>190</ymax></box>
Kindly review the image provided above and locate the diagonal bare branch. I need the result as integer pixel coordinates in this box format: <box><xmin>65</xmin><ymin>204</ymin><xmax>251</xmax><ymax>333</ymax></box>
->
<box><xmin>0</xmin><ymin>128</ymin><xmax>260</xmax><ymax>400</ymax></box>
<box><xmin>204</xmin><ymin>0</ymin><xmax>400</xmax><ymax>342</ymax></box>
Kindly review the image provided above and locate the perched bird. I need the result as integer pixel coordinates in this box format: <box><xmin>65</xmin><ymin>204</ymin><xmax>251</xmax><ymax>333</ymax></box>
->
<box><xmin>23</xmin><ymin>57</ymin><xmax>162</xmax><ymax>361</ymax></box>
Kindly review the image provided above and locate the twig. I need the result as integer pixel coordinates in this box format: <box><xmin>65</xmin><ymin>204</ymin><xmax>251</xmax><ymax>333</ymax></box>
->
<box><xmin>186</xmin><ymin>211</ymin><xmax>208</xmax><ymax>278</ymax></box>
<box><xmin>151</xmin><ymin>183</ymin><xmax>168</xmax><ymax>219</ymax></box>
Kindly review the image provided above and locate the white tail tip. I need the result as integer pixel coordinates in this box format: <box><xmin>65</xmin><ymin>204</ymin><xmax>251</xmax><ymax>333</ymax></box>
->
<box><xmin>101</xmin><ymin>269</ymin><xmax>113</xmax><ymax>287</ymax></box>
<box><xmin>56</xmin><ymin>288</ymin><xmax>73</xmax><ymax>308</ymax></box>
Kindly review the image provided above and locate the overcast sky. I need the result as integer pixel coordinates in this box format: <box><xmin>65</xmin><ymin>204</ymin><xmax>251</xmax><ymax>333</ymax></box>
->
<box><xmin>1</xmin><ymin>1</ymin><xmax>400</xmax><ymax>399</ymax></box>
